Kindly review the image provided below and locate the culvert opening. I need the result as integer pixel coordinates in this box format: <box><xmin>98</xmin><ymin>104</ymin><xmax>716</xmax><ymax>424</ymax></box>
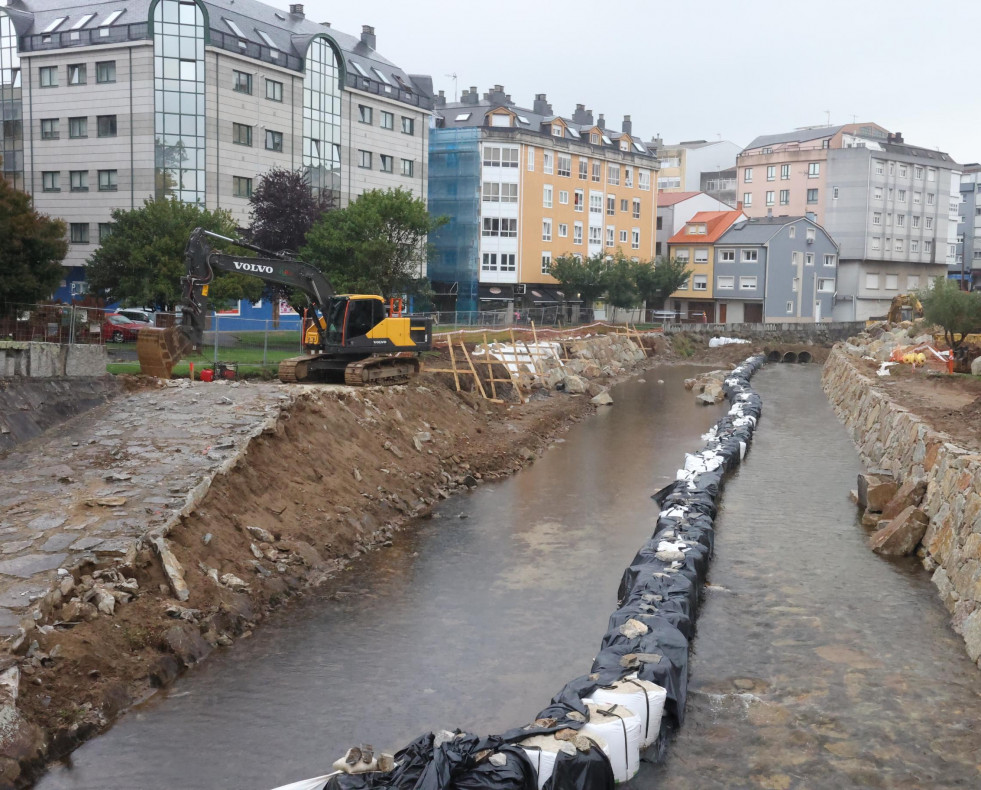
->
<box><xmin>767</xmin><ymin>350</ymin><xmax>782</xmax><ymax>362</ymax></box>
<box><xmin>781</xmin><ymin>352</ymin><xmax>798</xmax><ymax>363</ymax></box>
<box><xmin>797</xmin><ymin>351</ymin><xmax>812</xmax><ymax>364</ymax></box>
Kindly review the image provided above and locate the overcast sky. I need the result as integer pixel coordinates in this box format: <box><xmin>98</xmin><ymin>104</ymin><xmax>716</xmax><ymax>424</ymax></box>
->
<box><xmin>302</xmin><ymin>0</ymin><xmax>978</xmax><ymax>166</ymax></box>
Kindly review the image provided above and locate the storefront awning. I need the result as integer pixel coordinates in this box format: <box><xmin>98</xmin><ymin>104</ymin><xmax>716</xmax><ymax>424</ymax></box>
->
<box><xmin>478</xmin><ymin>284</ymin><xmax>516</xmax><ymax>302</ymax></box>
<box><xmin>527</xmin><ymin>286</ymin><xmax>582</xmax><ymax>304</ymax></box>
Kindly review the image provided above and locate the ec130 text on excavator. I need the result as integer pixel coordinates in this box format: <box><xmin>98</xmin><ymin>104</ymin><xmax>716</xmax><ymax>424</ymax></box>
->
<box><xmin>136</xmin><ymin>228</ymin><xmax>433</xmax><ymax>385</ymax></box>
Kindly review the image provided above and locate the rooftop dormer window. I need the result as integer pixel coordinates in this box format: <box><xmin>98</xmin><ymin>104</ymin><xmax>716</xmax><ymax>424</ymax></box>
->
<box><xmin>43</xmin><ymin>17</ymin><xmax>68</xmax><ymax>33</ymax></box>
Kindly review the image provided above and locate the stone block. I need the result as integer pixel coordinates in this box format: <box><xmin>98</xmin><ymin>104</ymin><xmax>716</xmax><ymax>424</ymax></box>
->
<box><xmin>65</xmin><ymin>344</ymin><xmax>109</xmax><ymax>377</ymax></box>
<box><xmin>869</xmin><ymin>506</ymin><xmax>930</xmax><ymax>556</ymax></box>
<box><xmin>880</xmin><ymin>478</ymin><xmax>928</xmax><ymax>520</ymax></box>
<box><xmin>962</xmin><ymin>610</ymin><xmax>981</xmax><ymax>663</ymax></box>
<box><xmin>857</xmin><ymin>473</ymin><xmax>898</xmax><ymax>513</ymax></box>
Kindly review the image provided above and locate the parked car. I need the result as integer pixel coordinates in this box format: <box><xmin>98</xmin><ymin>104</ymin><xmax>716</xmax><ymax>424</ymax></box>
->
<box><xmin>116</xmin><ymin>308</ymin><xmax>155</xmax><ymax>324</ymax></box>
<box><xmin>102</xmin><ymin>313</ymin><xmax>146</xmax><ymax>343</ymax></box>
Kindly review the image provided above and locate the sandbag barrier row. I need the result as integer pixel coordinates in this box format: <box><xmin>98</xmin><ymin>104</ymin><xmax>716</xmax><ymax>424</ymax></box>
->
<box><xmin>302</xmin><ymin>355</ymin><xmax>767</xmax><ymax>790</ymax></box>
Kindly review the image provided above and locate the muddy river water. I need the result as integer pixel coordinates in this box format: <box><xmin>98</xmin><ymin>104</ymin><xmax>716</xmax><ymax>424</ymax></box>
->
<box><xmin>35</xmin><ymin>364</ymin><xmax>981</xmax><ymax>790</ymax></box>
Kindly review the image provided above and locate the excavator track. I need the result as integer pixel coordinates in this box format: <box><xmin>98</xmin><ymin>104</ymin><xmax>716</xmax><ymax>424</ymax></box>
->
<box><xmin>344</xmin><ymin>356</ymin><xmax>420</xmax><ymax>386</ymax></box>
<box><xmin>277</xmin><ymin>356</ymin><xmax>310</xmax><ymax>383</ymax></box>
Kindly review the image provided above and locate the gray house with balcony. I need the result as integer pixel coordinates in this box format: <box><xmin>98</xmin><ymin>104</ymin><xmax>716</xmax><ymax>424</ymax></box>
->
<box><xmin>715</xmin><ymin>216</ymin><xmax>839</xmax><ymax>323</ymax></box>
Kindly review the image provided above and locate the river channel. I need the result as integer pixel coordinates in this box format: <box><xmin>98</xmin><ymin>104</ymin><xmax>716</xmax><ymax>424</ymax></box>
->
<box><xmin>34</xmin><ymin>363</ymin><xmax>981</xmax><ymax>790</ymax></box>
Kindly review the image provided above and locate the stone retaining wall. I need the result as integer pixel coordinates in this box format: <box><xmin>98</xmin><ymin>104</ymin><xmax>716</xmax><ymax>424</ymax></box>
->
<box><xmin>0</xmin><ymin>341</ymin><xmax>108</xmax><ymax>378</ymax></box>
<box><xmin>822</xmin><ymin>346</ymin><xmax>981</xmax><ymax>667</ymax></box>
<box><xmin>664</xmin><ymin>321</ymin><xmax>864</xmax><ymax>344</ymax></box>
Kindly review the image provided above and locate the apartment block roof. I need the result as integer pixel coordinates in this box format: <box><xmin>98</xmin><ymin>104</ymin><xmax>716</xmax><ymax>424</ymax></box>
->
<box><xmin>667</xmin><ymin>210</ymin><xmax>746</xmax><ymax>244</ymax></box>
<box><xmin>656</xmin><ymin>191</ymin><xmax>704</xmax><ymax>207</ymax></box>
<box><xmin>6</xmin><ymin>0</ymin><xmax>433</xmax><ymax>106</ymax></box>
<box><xmin>718</xmin><ymin>216</ymin><xmax>817</xmax><ymax>246</ymax></box>
<box><xmin>744</xmin><ymin>126</ymin><xmax>843</xmax><ymax>151</ymax></box>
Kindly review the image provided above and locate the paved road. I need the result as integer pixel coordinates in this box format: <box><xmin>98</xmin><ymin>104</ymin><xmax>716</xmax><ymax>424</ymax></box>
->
<box><xmin>0</xmin><ymin>381</ymin><xmax>292</xmax><ymax>637</ymax></box>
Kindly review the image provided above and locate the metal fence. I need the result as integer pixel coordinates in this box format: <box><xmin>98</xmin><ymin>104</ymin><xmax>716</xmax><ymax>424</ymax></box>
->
<box><xmin>422</xmin><ymin>306</ymin><xmax>596</xmax><ymax>329</ymax></box>
<box><xmin>0</xmin><ymin>304</ymin><xmax>109</xmax><ymax>345</ymax></box>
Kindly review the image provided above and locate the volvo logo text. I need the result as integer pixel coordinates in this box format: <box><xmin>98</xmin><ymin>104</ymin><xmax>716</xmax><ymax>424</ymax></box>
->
<box><xmin>234</xmin><ymin>261</ymin><xmax>274</xmax><ymax>274</ymax></box>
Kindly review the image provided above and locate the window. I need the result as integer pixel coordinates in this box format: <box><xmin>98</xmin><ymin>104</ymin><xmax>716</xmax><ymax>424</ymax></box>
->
<box><xmin>70</xmin><ymin>223</ymin><xmax>89</xmax><ymax>244</ymax></box>
<box><xmin>792</xmin><ymin>251</ymin><xmax>801</xmax><ymax>266</ymax></box>
<box><xmin>96</xmin><ymin>61</ymin><xmax>116</xmax><ymax>83</ymax></box>
<box><xmin>913</xmin><ymin>192</ymin><xmax>921</xmax><ymax>205</ymax></box>
<box><xmin>588</xmin><ymin>226</ymin><xmax>602</xmax><ymax>245</ymax></box>
<box><xmin>914</xmin><ymin>166</ymin><xmax>923</xmax><ymax>180</ymax></box>
<box><xmin>552</xmin><ymin>123</ymin><xmax>563</xmax><ymax>137</ymax></box>
<box><xmin>41</xmin><ymin>119</ymin><xmax>59</xmax><ymax>140</ymax></box>
<box><xmin>639</xmin><ymin>170</ymin><xmax>651</xmax><ymax>190</ymax></box>
<box><xmin>885</xmin><ymin>273</ymin><xmax>899</xmax><ymax>290</ymax></box>
<box><xmin>557</xmin><ymin>155</ymin><xmax>571</xmax><ymax>177</ymax></box>
<box><xmin>574</xmin><ymin>189</ymin><xmax>584</xmax><ymax>212</ymax></box>
<box><xmin>482</xmin><ymin>218</ymin><xmax>517</xmax><ymax>237</ymax></box>
<box><xmin>632</xmin><ymin>199</ymin><xmax>641</xmax><ymax>219</ymax></box>
<box><xmin>542</xmin><ymin>219</ymin><xmax>552</xmax><ymax>242</ymax></box>
<box><xmin>719</xmin><ymin>249</ymin><xmax>735</xmax><ymax>262</ymax></box>
<box><xmin>694</xmin><ymin>248</ymin><xmax>709</xmax><ymax>263</ymax></box>
<box><xmin>824</xmin><ymin>254</ymin><xmax>837</xmax><ymax>267</ymax></box>
<box><xmin>832</xmin><ymin>186</ymin><xmax>839</xmax><ymax>199</ymax></box>
<box><xmin>631</xmin><ymin>228</ymin><xmax>640</xmax><ymax>250</ymax></box>
<box><xmin>624</xmin><ymin>167</ymin><xmax>633</xmax><ymax>188</ymax></box>
<box><xmin>743</xmin><ymin>192</ymin><xmax>753</xmax><ymax>207</ymax></box>
<box><xmin>818</xmin><ymin>278</ymin><xmax>834</xmax><ymax>293</ymax></box>
<box><xmin>896</xmin><ymin>214</ymin><xmax>905</xmax><ymax>227</ymax></box>
<box><xmin>559</xmin><ymin>190</ymin><xmax>568</xmax><ymax>205</ymax></box>
<box><xmin>806</xmin><ymin>188</ymin><xmax>818</xmax><ymax>204</ymax></box>
<box><xmin>99</xmin><ymin>223</ymin><xmax>112</xmax><ymax>243</ymax></box>
<box><xmin>233</xmin><ymin>70</ymin><xmax>252</xmax><ymax>94</ymax></box>
<box><xmin>543</xmin><ymin>152</ymin><xmax>553</xmax><ymax>175</ymax></box>
<box><xmin>874</xmin><ymin>187</ymin><xmax>883</xmax><ymax>200</ymax></box>
<box><xmin>786</xmin><ymin>301</ymin><xmax>794</xmax><ymax>313</ymax></box>
<box><xmin>908</xmin><ymin>275</ymin><xmax>921</xmax><ymax>290</ymax></box>
<box><xmin>888</xmin><ymin>162</ymin><xmax>894</xmax><ymax>175</ymax></box>
<box><xmin>741</xmin><ymin>249</ymin><xmax>758</xmax><ymax>262</ymax></box>
<box><xmin>607</xmin><ymin>165</ymin><xmax>620</xmax><ymax>186</ymax></box>
<box><xmin>380</xmin><ymin>111</ymin><xmax>394</xmax><ymax>130</ymax></box>
<box><xmin>589</xmin><ymin>193</ymin><xmax>602</xmax><ymax>214</ymax></box>
<box><xmin>927</xmin><ymin>193</ymin><xmax>935</xmax><ymax>205</ymax></box>
<box><xmin>592</xmin><ymin>162</ymin><xmax>601</xmax><ymax>182</ymax></box>
<box><xmin>619</xmin><ymin>230</ymin><xmax>628</xmax><ymax>243</ymax></box>
<box><xmin>807</xmin><ymin>162</ymin><xmax>820</xmax><ymax>178</ymax></box>
<box><xmin>233</xmin><ymin>122</ymin><xmax>252</xmax><ymax>146</ymax></box>
<box><xmin>912</xmin><ymin>215</ymin><xmax>920</xmax><ymax>228</ymax></box>
<box><xmin>558</xmin><ymin>223</ymin><xmax>568</xmax><ymax>238</ymax></box>
<box><xmin>927</xmin><ymin>169</ymin><xmax>936</xmax><ymax>182</ymax></box>
<box><xmin>875</xmin><ymin>161</ymin><xmax>884</xmax><ymax>175</ymax></box>
<box><xmin>573</xmin><ymin>222</ymin><xmax>583</xmax><ymax>245</ymax></box>
<box><xmin>401</xmin><ymin>159</ymin><xmax>414</xmax><ymax>177</ymax></box>
<box><xmin>744</xmin><ymin>167</ymin><xmax>753</xmax><ymax>183</ymax></box>
<box><xmin>620</xmin><ymin>199</ymin><xmax>628</xmax><ymax>212</ymax></box>
<box><xmin>766</xmin><ymin>165</ymin><xmax>775</xmax><ymax>181</ymax></box>
<box><xmin>606</xmin><ymin>226</ymin><xmax>615</xmax><ymax>247</ymax></box>
<box><xmin>578</xmin><ymin>159</ymin><xmax>588</xmax><ymax>180</ymax></box>
<box><xmin>543</xmin><ymin>185</ymin><xmax>553</xmax><ymax>208</ymax></box>
<box><xmin>739</xmin><ymin>276</ymin><xmax>757</xmax><ymax>290</ymax></box>
<box><xmin>765</xmin><ymin>191</ymin><xmax>775</xmax><ymax>206</ymax></box>
<box><xmin>606</xmin><ymin>195</ymin><xmax>615</xmax><ymax>216</ymax></box>
<box><xmin>925</xmin><ymin>240</ymin><xmax>933</xmax><ymax>253</ymax></box>
<box><xmin>590</xmin><ymin>133</ymin><xmax>599</xmax><ymax>145</ymax></box>
<box><xmin>97</xmin><ymin>115</ymin><xmax>117</xmax><ymax>137</ymax></box>
<box><xmin>898</xmin><ymin>189</ymin><xmax>907</xmax><ymax>202</ymax></box>
<box><xmin>873</xmin><ymin>212</ymin><xmax>882</xmax><ymax>225</ymax></box>
<box><xmin>401</xmin><ymin>116</ymin><xmax>415</xmax><ymax>135</ymax></box>
<box><xmin>266</xmin><ymin>130</ymin><xmax>283</xmax><ymax>152</ymax></box>
<box><xmin>896</xmin><ymin>239</ymin><xmax>905</xmax><ymax>252</ymax></box>
<box><xmin>541</xmin><ymin>252</ymin><xmax>552</xmax><ymax>275</ymax></box>
<box><xmin>69</xmin><ymin>117</ymin><xmax>87</xmax><ymax>138</ymax></box>
<box><xmin>872</xmin><ymin>237</ymin><xmax>881</xmax><ymax>250</ymax></box>
<box><xmin>379</xmin><ymin>154</ymin><xmax>393</xmax><ymax>173</ymax></box>
<box><xmin>522</xmin><ymin>147</ymin><xmax>533</xmax><ymax>171</ymax></box>
<box><xmin>675</xmin><ymin>249</ymin><xmax>690</xmax><ymax>263</ymax></box>
<box><xmin>781</xmin><ymin>164</ymin><xmax>790</xmax><ymax>180</ymax></box>
<box><xmin>481</xmin><ymin>253</ymin><xmax>497</xmax><ymax>272</ymax></box>
<box><xmin>806</xmin><ymin>227</ymin><xmax>816</xmax><ymax>242</ymax></box>
<box><xmin>67</xmin><ymin>64</ymin><xmax>86</xmax><ymax>85</ymax></box>
<box><xmin>98</xmin><ymin>169</ymin><xmax>117</xmax><ymax>191</ymax></box>
<box><xmin>779</xmin><ymin>189</ymin><xmax>790</xmax><ymax>205</ymax></box>
<box><xmin>500</xmin><ymin>254</ymin><xmax>516</xmax><ymax>272</ymax></box>
<box><xmin>899</xmin><ymin>165</ymin><xmax>907</xmax><ymax>178</ymax></box>
<box><xmin>266</xmin><ymin>79</ymin><xmax>283</xmax><ymax>101</ymax></box>
<box><xmin>693</xmin><ymin>274</ymin><xmax>707</xmax><ymax>291</ymax></box>
<box><xmin>233</xmin><ymin>176</ymin><xmax>253</xmax><ymax>197</ymax></box>
<box><xmin>865</xmin><ymin>273</ymin><xmax>879</xmax><ymax>289</ymax></box>
<box><xmin>717</xmin><ymin>276</ymin><xmax>734</xmax><ymax>290</ymax></box>
<box><xmin>42</xmin><ymin>171</ymin><xmax>59</xmax><ymax>192</ymax></box>
<box><xmin>805</xmin><ymin>252</ymin><xmax>814</xmax><ymax>266</ymax></box>
<box><xmin>358</xmin><ymin>105</ymin><xmax>373</xmax><ymax>124</ymax></box>
<box><xmin>910</xmin><ymin>240</ymin><xmax>919</xmax><ymax>252</ymax></box>
<box><xmin>925</xmin><ymin>216</ymin><xmax>933</xmax><ymax>229</ymax></box>
<box><xmin>70</xmin><ymin>170</ymin><xmax>88</xmax><ymax>192</ymax></box>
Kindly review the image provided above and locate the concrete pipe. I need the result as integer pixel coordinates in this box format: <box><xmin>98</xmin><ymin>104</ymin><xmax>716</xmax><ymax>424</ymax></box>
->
<box><xmin>767</xmin><ymin>350</ymin><xmax>782</xmax><ymax>362</ymax></box>
<box><xmin>797</xmin><ymin>351</ymin><xmax>812</xmax><ymax>364</ymax></box>
<box><xmin>781</xmin><ymin>352</ymin><xmax>798</xmax><ymax>363</ymax></box>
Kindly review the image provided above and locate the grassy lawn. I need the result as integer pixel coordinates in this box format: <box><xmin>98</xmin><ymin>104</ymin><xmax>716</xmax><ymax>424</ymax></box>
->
<box><xmin>106</xmin><ymin>340</ymin><xmax>301</xmax><ymax>377</ymax></box>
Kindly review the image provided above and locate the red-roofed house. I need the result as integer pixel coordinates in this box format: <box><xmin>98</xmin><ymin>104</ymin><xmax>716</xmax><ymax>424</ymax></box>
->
<box><xmin>666</xmin><ymin>210</ymin><xmax>747</xmax><ymax>321</ymax></box>
<box><xmin>656</xmin><ymin>191</ymin><xmax>735</xmax><ymax>258</ymax></box>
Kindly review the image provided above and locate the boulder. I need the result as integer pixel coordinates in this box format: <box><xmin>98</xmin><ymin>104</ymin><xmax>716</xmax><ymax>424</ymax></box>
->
<box><xmin>162</xmin><ymin>622</ymin><xmax>213</xmax><ymax>666</ymax></box>
<box><xmin>696</xmin><ymin>392</ymin><xmax>718</xmax><ymax>406</ymax></box>
<box><xmin>972</xmin><ymin>356</ymin><xmax>981</xmax><ymax>377</ymax></box>
<box><xmin>563</xmin><ymin>375</ymin><xmax>588</xmax><ymax>395</ymax></box>
<box><xmin>880</xmin><ymin>478</ymin><xmax>927</xmax><ymax>520</ymax></box>
<box><xmin>857</xmin><ymin>473</ymin><xmax>898</xmax><ymax>513</ymax></box>
<box><xmin>591</xmin><ymin>391</ymin><xmax>613</xmax><ymax>406</ymax></box>
<box><xmin>869</xmin><ymin>506</ymin><xmax>930</xmax><ymax>556</ymax></box>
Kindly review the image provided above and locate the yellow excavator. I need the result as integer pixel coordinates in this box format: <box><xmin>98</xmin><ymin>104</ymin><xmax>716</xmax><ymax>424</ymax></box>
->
<box><xmin>886</xmin><ymin>294</ymin><xmax>923</xmax><ymax>323</ymax></box>
<box><xmin>136</xmin><ymin>228</ymin><xmax>432</xmax><ymax>385</ymax></box>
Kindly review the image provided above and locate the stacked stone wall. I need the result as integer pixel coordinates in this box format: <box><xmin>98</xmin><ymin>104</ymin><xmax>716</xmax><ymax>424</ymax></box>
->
<box><xmin>822</xmin><ymin>346</ymin><xmax>981</xmax><ymax>666</ymax></box>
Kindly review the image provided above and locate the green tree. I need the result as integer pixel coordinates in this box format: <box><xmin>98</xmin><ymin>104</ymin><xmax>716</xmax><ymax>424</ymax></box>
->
<box><xmin>247</xmin><ymin>167</ymin><xmax>334</xmax><ymax>254</ymax></box>
<box><xmin>0</xmin><ymin>178</ymin><xmax>68</xmax><ymax>314</ymax></box>
<box><xmin>604</xmin><ymin>251</ymin><xmax>641</xmax><ymax>320</ymax></box>
<box><xmin>85</xmin><ymin>198</ymin><xmax>261</xmax><ymax>309</ymax></box>
<box><xmin>634</xmin><ymin>256</ymin><xmax>692</xmax><ymax>311</ymax></box>
<box><xmin>918</xmin><ymin>276</ymin><xmax>981</xmax><ymax>350</ymax></box>
<box><xmin>548</xmin><ymin>253</ymin><xmax>609</xmax><ymax>308</ymax></box>
<box><xmin>302</xmin><ymin>188</ymin><xmax>444</xmax><ymax>297</ymax></box>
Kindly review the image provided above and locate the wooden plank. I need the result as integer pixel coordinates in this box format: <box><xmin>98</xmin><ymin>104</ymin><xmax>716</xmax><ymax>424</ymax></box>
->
<box><xmin>482</xmin><ymin>333</ymin><xmax>497</xmax><ymax>400</ymax></box>
<box><xmin>447</xmin><ymin>335</ymin><xmax>462</xmax><ymax>391</ymax></box>
<box><xmin>459</xmin><ymin>339</ymin><xmax>488</xmax><ymax>400</ymax></box>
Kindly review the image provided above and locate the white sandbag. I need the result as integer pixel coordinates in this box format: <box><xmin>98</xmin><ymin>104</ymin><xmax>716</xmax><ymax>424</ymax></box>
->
<box><xmin>268</xmin><ymin>773</ymin><xmax>338</xmax><ymax>790</ymax></box>
<box><xmin>520</xmin><ymin>733</ymin><xmax>610</xmax><ymax>790</ymax></box>
<box><xmin>584</xmin><ymin>677</ymin><xmax>667</xmax><ymax>747</ymax></box>
<box><xmin>579</xmin><ymin>702</ymin><xmax>642</xmax><ymax>783</ymax></box>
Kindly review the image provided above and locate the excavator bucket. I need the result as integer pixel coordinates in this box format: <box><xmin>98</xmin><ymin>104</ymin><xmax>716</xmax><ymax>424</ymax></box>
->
<box><xmin>136</xmin><ymin>326</ymin><xmax>193</xmax><ymax>379</ymax></box>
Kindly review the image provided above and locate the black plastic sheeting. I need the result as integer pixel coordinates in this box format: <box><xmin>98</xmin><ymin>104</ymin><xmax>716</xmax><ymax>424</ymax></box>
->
<box><xmin>310</xmin><ymin>355</ymin><xmax>766</xmax><ymax>790</ymax></box>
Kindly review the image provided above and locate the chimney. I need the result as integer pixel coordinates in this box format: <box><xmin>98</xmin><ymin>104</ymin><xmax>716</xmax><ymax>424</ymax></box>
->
<box><xmin>360</xmin><ymin>25</ymin><xmax>376</xmax><ymax>49</ymax></box>
<box><xmin>622</xmin><ymin>115</ymin><xmax>632</xmax><ymax>135</ymax></box>
<box><xmin>289</xmin><ymin>4</ymin><xmax>304</xmax><ymax>18</ymax></box>
<box><xmin>572</xmin><ymin>104</ymin><xmax>593</xmax><ymax>125</ymax></box>
<box><xmin>736</xmin><ymin>200</ymin><xmax>743</xmax><ymax>211</ymax></box>
<box><xmin>460</xmin><ymin>86</ymin><xmax>479</xmax><ymax>106</ymax></box>
<box><xmin>436</xmin><ymin>89</ymin><xmax>446</xmax><ymax>108</ymax></box>
<box><xmin>597</xmin><ymin>113</ymin><xmax>605</xmax><ymax>130</ymax></box>
<box><xmin>532</xmin><ymin>93</ymin><xmax>552</xmax><ymax>116</ymax></box>
<box><xmin>483</xmin><ymin>84</ymin><xmax>511</xmax><ymax>106</ymax></box>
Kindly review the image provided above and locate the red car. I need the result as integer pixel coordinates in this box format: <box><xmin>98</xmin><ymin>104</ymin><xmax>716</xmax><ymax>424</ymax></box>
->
<box><xmin>102</xmin><ymin>313</ymin><xmax>146</xmax><ymax>343</ymax></box>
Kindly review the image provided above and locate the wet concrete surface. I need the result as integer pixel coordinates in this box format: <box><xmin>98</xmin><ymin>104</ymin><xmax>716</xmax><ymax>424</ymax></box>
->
<box><xmin>32</xmin><ymin>364</ymin><xmax>981</xmax><ymax>790</ymax></box>
<box><xmin>0</xmin><ymin>381</ymin><xmax>292</xmax><ymax>635</ymax></box>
